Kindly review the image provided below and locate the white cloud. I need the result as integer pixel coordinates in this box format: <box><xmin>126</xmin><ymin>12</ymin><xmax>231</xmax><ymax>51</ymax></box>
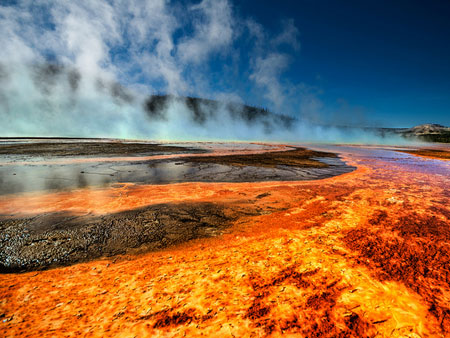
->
<box><xmin>247</xmin><ymin>18</ymin><xmax>301</xmax><ymax>111</ymax></box>
<box><xmin>272</xmin><ymin>19</ymin><xmax>300</xmax><ymax>50</ymax></box>
<box><xmin>0</xmin><ymin>2</ymin><xmax>41</xmax><ymax>63</ymax></box>
<box><xmin>250</xmin><ymin>53</ymin><xmax>290</xmax><ymax>109</ymax></box>
<box><xmin>177</xmin><ymin>0</ymin><xmax>235</xmax><ymax>64</ymax></box>
<box><xmin>1</xmin><ymin>0</ymin><xmax>390</xmax><ymax>144</ymax></box>
<box><xmin>0</xmin><ymin>0</ymin><xmax>303</xmax><ymax>105</ymax></box>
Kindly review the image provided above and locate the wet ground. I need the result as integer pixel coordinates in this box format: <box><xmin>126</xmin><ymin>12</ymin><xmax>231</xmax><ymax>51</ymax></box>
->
<box><xmin>395</xmin><ymin>148</ymin><xmax>450</xmax><ymax>160</ymax></box>
<box><xmin>0</xmin><ymin>140</ymin><xmax>199</xmax><ymax>157</ymax></box>
<box><xmin>0</xmin><ymin>140</ymin><xmax>353</xmax><ymax>271</ymax></box>
<box><xmin>0</xmin><ymin>141</ymin><xmax>449</xmax><ymax>337</ymax></box>
<box><xmin>0</xmin><ymin>140</ymin><xmax>353</xmax><ymax>195</ymax></box>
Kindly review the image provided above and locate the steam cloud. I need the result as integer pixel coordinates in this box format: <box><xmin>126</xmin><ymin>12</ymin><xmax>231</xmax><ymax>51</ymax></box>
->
<box><xmin>0</xmin><ymin>0</ymin><xmax>408</xmax><ymax>144</ymax></box>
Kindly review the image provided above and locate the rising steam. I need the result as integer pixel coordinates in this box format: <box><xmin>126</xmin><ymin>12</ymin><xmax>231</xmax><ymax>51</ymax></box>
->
<box><xmin>0</xmin><ymin>0</ymin><xmax>409</xmax><ymax>144</ymax></box>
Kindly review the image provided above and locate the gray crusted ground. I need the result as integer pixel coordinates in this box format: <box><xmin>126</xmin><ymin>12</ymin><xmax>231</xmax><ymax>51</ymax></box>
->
<box><xmin>0</xmin><ymin>202</ymin><xmax>255</xmax><ymax>272</ymax></box>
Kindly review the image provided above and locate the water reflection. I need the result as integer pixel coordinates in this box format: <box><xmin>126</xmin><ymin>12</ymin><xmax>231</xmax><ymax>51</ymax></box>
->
<box><xmin>0</xmin><ymin>155</ymin><xmax>354</xmax><ymax>196</ymax></box>
<box><xmin>0</xmin><ymin>163</ymin><xmax>115</xmax><ymax>195</ymax></box>
<box><xmin>309</xmin><ymin>144</ymin><xmax>450</xmax><ymax>176</ymax></box>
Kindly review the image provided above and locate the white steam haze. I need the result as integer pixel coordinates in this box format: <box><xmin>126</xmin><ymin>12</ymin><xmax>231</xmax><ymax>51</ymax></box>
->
<box><xmin>0</xmin><ymin>0</ymin><xmax>408</xmax><ymax>144</ymax></box>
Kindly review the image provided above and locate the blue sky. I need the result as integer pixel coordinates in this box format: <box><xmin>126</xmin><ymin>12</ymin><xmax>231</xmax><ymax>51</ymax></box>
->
<box><xmin>0</xmin><ymin>0</ymin><xmax>449</xmax><ymax>140</ymax></box>
<box><xmin>237</xmin><ymin>0</ymin><xmax>450</xmax><ymax>127</ymax></box>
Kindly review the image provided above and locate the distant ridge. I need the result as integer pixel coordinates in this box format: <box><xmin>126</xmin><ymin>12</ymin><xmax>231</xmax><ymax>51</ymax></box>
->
<box><xmin>375</xmin><ymin>123</ymin><xmax>450</xmax><ymax>143</ymax></box>
<box><xmin>407</xmin><ymin>123</ymin><xmax>448</xmax><ymax>134</ymax></box>
<box><xmin>399</xmin><ymin>124</ymin><xmax>450</xmax><ymax>143</ymax></box>
<box><xmin>142</xmin><ymin>94</ymin><xmax>296</xmax><ymax>133</ymax></box>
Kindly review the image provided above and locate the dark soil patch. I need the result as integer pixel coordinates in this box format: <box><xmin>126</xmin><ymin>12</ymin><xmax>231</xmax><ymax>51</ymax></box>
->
<box><xmin>0</xmin><ymin>141</ymin><xmax>203</xmax><ymax>157</ymax></box>
<box><xmin>0</xmin><ymin>202</ymin><xmax>252</xmax><ymax>272</ymax></box>
<box><xmin>183</xmin><ymin>148</ymin><xmax>337</xmax><ymax>169</ymax></box>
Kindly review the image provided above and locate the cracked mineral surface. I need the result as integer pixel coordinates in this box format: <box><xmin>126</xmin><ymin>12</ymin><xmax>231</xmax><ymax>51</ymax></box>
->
<box><xmin>0</xmin><ymin>140</ymin><xmax>449</xmax><ymax>337</ymax></box>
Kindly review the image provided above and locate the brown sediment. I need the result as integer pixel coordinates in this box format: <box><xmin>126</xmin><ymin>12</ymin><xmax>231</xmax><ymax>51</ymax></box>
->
<box><xmin>0</xmin><ymin>141</ymin><xmax>208</xmax><ymax>168</ymax></box>
<box><xmin>0</xmin><ymin>144</ymin><xmax>449</xmax><ymax>337</ymax></box>
<box><xmin>0</xmin><ymin>141</ymin><xmax>201</xmax><ymax>157</ymax></box>
<box><xmin>0</xmin><ymin>141</ymin><xmax>289</xmax><ymax>166</ymax></box>
<box><xmin>183</xmin><ymin>147</ymin><xmax>337</xmax><ymax>168</ymax></box>
<box><xmin>396</xmin><ymin>148</ymin><xmax>450</xmax><ymax>160</ymax></box>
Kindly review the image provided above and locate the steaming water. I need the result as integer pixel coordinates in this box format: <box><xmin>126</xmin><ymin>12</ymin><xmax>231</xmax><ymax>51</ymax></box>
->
<box><xmin>0</xmin><ymin>142</ymin><xmax>354</xmax><ymax>196</ymax></box>
<box><xmin>310</xmin><ymin>144</ymin><xmax>450</xmax><ymax>177</ymax></box>
<box><xmin>0</xmin><ymin>64</ymin><xmax>414</xmax><ymax>145</ymax></box>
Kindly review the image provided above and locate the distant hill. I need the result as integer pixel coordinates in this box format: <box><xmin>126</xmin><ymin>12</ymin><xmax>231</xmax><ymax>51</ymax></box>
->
<box><xmin>142</xmin><ymin>95</ymin><xmax>296</xmax><ymax>133</ymax></box>
<box><xmin>407</xmin><ymin>123</ymin><xmax>449</xmax><ymax>134</ymax></box>
<box><xmin>404</xmin><ymin>124</ymin><xmax>450</xmax><ymax>142</ymax></box>
<box><xmin>380</xmin><ymin>124</ymin><xmax>450</xmax><ymax>143</ymax></box>
<box><xmin>143</xmin><ymin>95</ymin><xmax>450</xmax><ymax>143</ymax></box>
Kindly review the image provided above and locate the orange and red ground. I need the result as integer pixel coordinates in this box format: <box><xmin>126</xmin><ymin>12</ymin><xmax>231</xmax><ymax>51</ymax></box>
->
<box><xmin>0</xmin><ymin>146</ymin><xmax>449</xmax><ymax>337</ymax></box>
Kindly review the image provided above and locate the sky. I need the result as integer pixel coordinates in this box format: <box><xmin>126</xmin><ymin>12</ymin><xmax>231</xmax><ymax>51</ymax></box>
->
<box><xmin>0</xmin><ymin>0</ymin><xmax>448</xmax><ymax>141</ymax></box>
<box><xmin>237</xmin><ymin>0</ymin><xmax>450</xmax><ymax>127</ymax></box>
